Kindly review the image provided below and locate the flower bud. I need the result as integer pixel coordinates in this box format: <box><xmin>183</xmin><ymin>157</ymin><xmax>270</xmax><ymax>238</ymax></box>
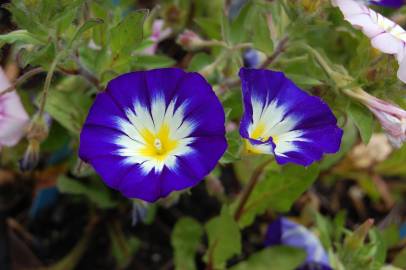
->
<box><xmin>344</xmin><ymin>219</ymin><xmax>374</xmax><ymax>250</ymax></box>
<box><xmin>357</xmin><ymin>90</ymin><xmax>406</xmax><ymax>148</ymax></box>
<box><xmin>176</xmin><ymin>30</ymin><xmax>204</xmax><ymax>50</ymax></box>
<box><xmin>20</xmin><ymin>139</ymin><xmax>40</xmax><ymax>172</ymax></box>
<box><xmin>20</xmin><ymin>115</ymin><xmax>49</xmax><ymax>171</ymax></box>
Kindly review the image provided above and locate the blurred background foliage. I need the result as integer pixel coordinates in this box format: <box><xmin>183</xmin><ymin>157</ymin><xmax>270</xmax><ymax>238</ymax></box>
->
<box><xmin>0</xmin><ymin>0</ymin><xmax>405</xmax><ymax>269</ymax></box>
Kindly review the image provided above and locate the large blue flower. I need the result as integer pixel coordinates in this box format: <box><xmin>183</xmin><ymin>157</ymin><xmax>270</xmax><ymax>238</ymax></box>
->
<box><xmin>265</xmin><ymin>218</ymin><xmax>333</xmax><ymax>270</ymax></box>
<box><xmin>239</xmin><ymin>68</ymin><xmax>342</xmax><ymax>166</ymax></box>
<box><xmin>79</xmin><ymin>68</ymin><xmax>227</xmax><ymax>202</ymax></box>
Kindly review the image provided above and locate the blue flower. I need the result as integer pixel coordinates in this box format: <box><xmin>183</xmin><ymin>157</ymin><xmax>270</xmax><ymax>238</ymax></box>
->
<box><xmin>79</xmin><ymin>68</ymin><xmax>227</xmax><ymax>202</ymax></box>
<box><xmin>369</xmin><ymin>0</ymin><xmax>404</xmax><ymax>8</ymax></box>
<box><xmin>265</xmin><ymin>218</ymin><xmax>333</xmax><ymax>270</ymax></box>
<box><xmin>239</xmin><ymin>68</ymin><xmax>343</xmax><ymax>166</ymax></box>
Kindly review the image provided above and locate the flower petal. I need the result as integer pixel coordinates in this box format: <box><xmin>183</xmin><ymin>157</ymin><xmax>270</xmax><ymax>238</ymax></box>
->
<box><xmin>239</xmin><ymin>68</ymin><xmax>342</xmax><ymax>166</ymax></box>
<box><xmin>79</xmin><ymin>68</ymin><xmax>226</xmax><ymax>202</ymax></box>
<box><xmin>265</xmin><ymin>218</ymin><xmax>332</xmax><ymax>270</ymax></box>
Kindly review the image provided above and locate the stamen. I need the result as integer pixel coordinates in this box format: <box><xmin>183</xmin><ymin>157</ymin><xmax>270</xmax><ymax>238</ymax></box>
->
<box><xmin>154</xmin><ymin>138</ymin><xmax>163</xmax><ymax>151</ymax></box>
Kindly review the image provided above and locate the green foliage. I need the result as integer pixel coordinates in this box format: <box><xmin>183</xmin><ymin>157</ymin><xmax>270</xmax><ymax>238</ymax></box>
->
<box><xmin>229</xmin><ymin>246</ymin><xmax>306</xmax><ymax>270</ymax></box>
<box><xmin>110</xmin><ymin>10</ymin><xmax>146</xmax><ymax>57</ymax></box>
<box><xmin>347</xmin><ymin>101</ymin><xmax>374</xmax><ymax>144</ymax></box>
<box><xmin>393</xmin><ymin>248</ymin><xmax>406</xmax><ymax>269</ymax></box>
<box><xmin>132</xmin><ymin>55</ymin><xmax>176</xmax><ymax>69</ymax></box>
<box><xmin>57</xmin><ymin>175</ymin><xmax>117</xmax><ymax>208</ymax></box>
<box><xmin>171</xmin><ymin>217</ymin><xmax>204</xmax><ymax>270</ymax></box>
<box><xmin>41</xmin><ymin>78</ymin><xmax>92</xmax><ymax>135</ymax></box>
<box><xmin>108</xmin><ymin>221</ymin><xmax>140</xmax><ymax>268</ymax></box>
<box><xmin>220</xmin><ymin>130</ymin><xmax>241</xmax><ymax>164</ymax></box>
<box><xmin>1</xmin><ymin>0</ymin><xmax>406</xmax><ymax>269</ymax></box>
<box><xmin>205</xmin><ymin>207</ymin><xmax>242</xmax><ymax>269</ymax></box>
<box><xmin>376</xmin><ymin>145</ymin><xmax>406</xmax><ymax>176</ymax></box>
<box><xmin>0</xmin><ymin>30</ymin><xmax>44</xmax><ymax>48</ymax></box>
<box><xmin>235</xmin><ymin>163</ymin><xmax>320</xmax><ymax>228</ymax></box>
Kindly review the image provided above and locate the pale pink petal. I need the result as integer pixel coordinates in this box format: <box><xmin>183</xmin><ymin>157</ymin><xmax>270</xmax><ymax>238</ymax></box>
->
<box><xmin>345</xmin><ymin>13</ymin><xmax>383</xmax><ymax>37</ymax></box>
<box><xmin>332</xmin><ymin>0</ymin><xmax>406</xmax><ymax>84</ymax></box>
<box><xmin>397</xmin><ymin>57</ymin><xmax>406</xmax><ymax>83</ymax></box>
<box><xmin>331</xmin><ymin>0</ymin><xmax>367</xmax><ymax>16</ymax></box>
<box><xmin>0</xmin><ymin>67</ymin><xmax>29</xmax><ymax>148</ymax></box>
<box><xmin>142</xmin><ymin>20</ymin><xmax>172</xmax><ymax>55</ymax></box>
<box><xmin>371</xmin><ymin>33</ymin><xmax>404</xmax><ymax>54</ymax></box>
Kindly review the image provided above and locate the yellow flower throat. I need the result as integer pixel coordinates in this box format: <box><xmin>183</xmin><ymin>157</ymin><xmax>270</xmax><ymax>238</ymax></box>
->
<box><xmin>245</xmin><ymin>122</ymin><xmax>279</xmax><ymax>154</ymax></box>
<box><xmin>139</xmin><ymin>124</ymin><xmax>179</xmax><ymax>161</ymax></box>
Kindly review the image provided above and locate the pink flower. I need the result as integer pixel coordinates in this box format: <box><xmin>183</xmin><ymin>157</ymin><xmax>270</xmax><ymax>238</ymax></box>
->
<box><xmin>332</xmin><ymin>0</ymin><xmax>406</xmax><ymax>83</ymax></box>
<box><xmin>143</xmin><ymin>20</ymin><xmax>172</xmax><ymax>55</ymax></box>
<box><xmin>354</xmin><ymin>89</ymin><xmax>406</xmax><ymax>148</ymax></box>
<box><xmin>0</xmin><ymin>67</ymin><xmax>29</xmax><ymax>150</ymax></box>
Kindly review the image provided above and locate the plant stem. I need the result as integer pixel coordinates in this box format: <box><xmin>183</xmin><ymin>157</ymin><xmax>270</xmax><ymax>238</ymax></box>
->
<box><xmin>234</xmin><ymin>158</ymin><xmax>273</xmax><ymax>221</ymax></box>
<box><xmin>38</xmin><ymin>56</ymin><xmax>61</xmax><ymax>118</ymax></box>
<box><xmin>219</xmin><ymin>38</ymin><xmax>289</xmax><ymax>90</ymax></box>
<box><xmin>0</xmin><ymin>67</ymin><xmax>44</xmax><ymax>97</ymax></box>
<box><xmin>260</xmin><ymin>36</ymin><xmax>289</xmax><ymax>69</ymax></box>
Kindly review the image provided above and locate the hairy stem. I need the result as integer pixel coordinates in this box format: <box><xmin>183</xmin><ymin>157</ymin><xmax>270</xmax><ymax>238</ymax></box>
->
<box><xmin>38</xmin><ymin>56</ymin><xmax>61</xmax><ymax>118</ymax></box>
<box><xmin>260</xmin><ymin>36</ymin><xmax>289</xmax><ymax>69</ymax></box>
<box><xmin>0</xmin><ymin>67</ymin><xmax>44</xmax><ymax>97</ymax></box>
<box><xmin>234</xmin><ymin>158</ymin><xmax>273</xmax><ymax>221</ymax></box>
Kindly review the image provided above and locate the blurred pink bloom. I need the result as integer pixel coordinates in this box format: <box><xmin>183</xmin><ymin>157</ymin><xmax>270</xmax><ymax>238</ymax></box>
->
<box><xmin>0</xmin><ymin>67</ymin><xmax>29</xmax><ymax>150</ymax></box>
<box><xmin>143</xmin><ymin>20</ymin><xmax>172</xmax><ymax>55</ymax></box>
<box><xmin>332</xmin><ymin>0</ymin><xmax>406</xmax><ymax>83</ymax></box>
<box><xmin>357</xmin><ymin>90</ymin><xmax>406</xmax><ymax>148</ymax></box>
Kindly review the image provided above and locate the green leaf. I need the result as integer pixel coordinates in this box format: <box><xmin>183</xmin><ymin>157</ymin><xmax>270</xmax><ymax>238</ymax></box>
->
<box><xmin>132</xmin><ymin>55</ymin><xmax>176</xmax><ymax>69</ymax></box>
<box><xmin>171</xmin><ymin>217</ymin><xmax>204</xmax><ymax>270</ymax></box>
<box><xmin>220</xmin><ymin>130</ymin><xmax>241</xmax><ymax>164</ymax></box>
<box><xmin>285</xmin><ymin>73</ymin><xmax>323</xmax><ymax>88</ymax></box>
<box><xmin>315</xmin><ymin>213</ymin><xmax>333</xmax><ymax>249</ymax></box>
<box><xmin>21</xmin><ymin>43</ymin><xmax>56</xmax><ymax>69</ymax></box>
<box><xmin>205</xmin><ymin>207</ymin><xmax>242</xmax><ymax>268</ymax></box>
<box><xmin>347</xmin><ymin>101</ymin><xmax>374</xmax><ymax>144</ymax></box>
<box><xmin>39</xmin><ymin>78</ymin><xmax>92</xmax><ymax>135</ymax></box>
<box><xmin>252</xmin><ymin>12</ymin><xmax>273</xmax><ymax>54</ymax></box>
<box><xmin>187</xmin><ymin>52</ymin><xmax>213</xmax><ymax>72</ymax></box>
<box><xmin>222</xmin><ymin>90</ymin><xmax>243</xmax><ymax>120</ymax></box>
<box><xmin>0</xmin><ymin>30</ymin><xmax>44</xmax><ymax>47</ymax></box>
<box><xmin>229</xmin><ymin>246</ymin><xmax>306</xmax><ymax>270</ymax></box>
<box><xmin>229</xmin><ymin>2</ymin><xmax>255</xmax><ymax>44</ymax></box>
<box><xmin>110</xmin><ymin>10</ymin><xmax>146</xmax><ymax>56</ymax></box>
<box><xmin>376</xmin><ymin>145</ymin><xmax>406</xmax><ymax>176</ymax></box>
<box><xmin>236</xmin><ymin>164</ymin><xmax>320</xmax><ymax>228</ymax></box>
<box><xmin>6</xmin><ymin>2</ymin><xmax>48</xmax><ymax>36</ymax></box>
<box><xmin>108</xmin><ymin>221</ymin><xmax>140</xmax><ymax>268</ymax></box>
<box><xmin>69</xmin><ymin>18</ymin><xmax>104</xmax><ymax>48</ymax></box>
<box><xmin>369</xmin><ymin>229</ymin><xmax>387</xmax><ymax>267</ymax></box>
<box><xmin>57</xmin><ymin>175</ymin><xmax>117</xmax><ymax>208</ymax></box>
<box><xmin>393</xmin><ymin>247</ymin><xmax>406</xmax><ymax>269</ymax></box>
<box><xmin>381</xmin><ymin>224</ymin><xmax>400</xmax><ymax>249</ymax></box>
<box><xmin>194</xmin><ymin>17</ymin><xmax>222</xmax><ymax>40</ymax></box>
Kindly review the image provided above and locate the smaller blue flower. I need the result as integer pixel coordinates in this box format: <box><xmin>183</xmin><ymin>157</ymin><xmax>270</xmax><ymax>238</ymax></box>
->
<box><xmin>239</xmin><ymin>68</ymin><xmax>342</xmax><ymax>166</ymax></box>
<box><xmin>265</xmin><ymin>218</ymin><xmax>333</xmax><ymax>270</ymax></box>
